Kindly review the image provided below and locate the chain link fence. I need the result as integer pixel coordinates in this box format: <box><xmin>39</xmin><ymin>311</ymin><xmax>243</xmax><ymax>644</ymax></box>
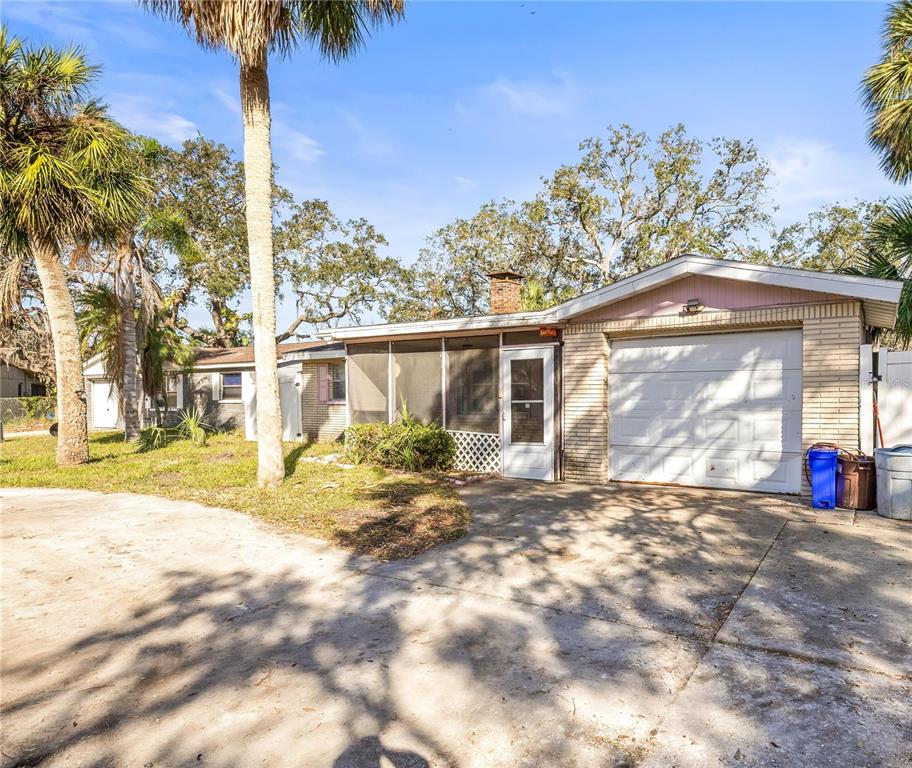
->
<box><xmin>1</xmin><ymin>396</ymin><xmax>56</xmax><ymax>430</ymax></box>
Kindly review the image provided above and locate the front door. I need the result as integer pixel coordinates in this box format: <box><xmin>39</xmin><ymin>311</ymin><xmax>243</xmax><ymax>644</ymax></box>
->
<box><xmin>91</xmin><ymin>380</ymin><xmax>119</xmax><ymax>429</ymax></box>
<box><xmin>501</xmin><ymin>346</ymin><xmax>554</xmax><ymax>481</ymax></box>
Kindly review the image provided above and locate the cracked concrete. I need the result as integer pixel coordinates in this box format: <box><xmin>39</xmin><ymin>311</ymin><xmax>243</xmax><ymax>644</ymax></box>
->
<box><xmin>1</xmin><ymin>482</ymin><xmax>910</xmax><ymax>767</ymax></box>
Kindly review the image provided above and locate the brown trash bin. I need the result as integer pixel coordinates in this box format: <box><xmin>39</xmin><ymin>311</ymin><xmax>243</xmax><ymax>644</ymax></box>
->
<box><xmin>836</xmin><ymin>451</ymin><xmax>876</xmax><ymax>511</ymax></box>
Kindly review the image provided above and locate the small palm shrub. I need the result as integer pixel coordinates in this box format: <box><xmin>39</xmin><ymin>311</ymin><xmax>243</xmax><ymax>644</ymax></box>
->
<box><xmin>345</xmin><ymin>406</ymin><xmax>455</xmax><ymax>472</ymax></box>
<box><xmin>138</xmin><ymin>408</ymin><xmax>213</xmax><ymax>451</ymax></box>
<box><xmin>177</xmin><ymin>407</ymin><xmax>212</xmax><ymax>446</ymax></box>
<box><xmin>139</xmin><ymin>425</ymin><xmax>172</xmax><ymax>452</ymax></box>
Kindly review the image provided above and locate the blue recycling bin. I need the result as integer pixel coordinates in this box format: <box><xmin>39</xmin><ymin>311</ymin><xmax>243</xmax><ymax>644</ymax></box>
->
<box><xmin>808</xmin><ymin>447</ymin><xmax>838</xmax><ymax>509</ymax></box>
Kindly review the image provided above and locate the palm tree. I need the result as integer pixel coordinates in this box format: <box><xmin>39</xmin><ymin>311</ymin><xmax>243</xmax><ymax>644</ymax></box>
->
<box><xmin>850</xmin><ymin>199</ymin><xmax>912</xmax><ymax>347</ymax></box>
<box><xmin>115</xmin><ymin>136</ymin><xmax>165</xmax><ymax>441</ymax></box>
<box><xmin>863</xmin><ymin>0</ymin><xmax>912</xmax><ymax>183</ymax></box>
<box><xmin>142</xmin><ymin>0</ymin><xmax>405</xmax><ymax>487</ymax></box>
<box><xmin>0</xmin><ymin>29</ymin><xmax>146</xmax><ymax>465</ymax></box>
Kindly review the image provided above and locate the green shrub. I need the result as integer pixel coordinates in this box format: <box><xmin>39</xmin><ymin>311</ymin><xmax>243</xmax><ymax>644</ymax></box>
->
<box><xmin>139</xmin><ymin>425</ymin><xmax>172</xmax><ymax>452</ymax></box>
<box><xmin>139</xmin><ymin>408</ymin><xmax>212</xmax><ymax>452</ymax></box>
<box><xmin>177</xmin><ymin>406</ymin><xmax>212</xmax><ymax>446</ymax></box>
<box><xmin>345</xmin><ymin>406</ymin><xmax>455</xmax><ymax>472</ymax></box>
<box><xmin>18</xmin><ymin>396</ymin><xmax>55</xmax><ymax>420</ymax></box>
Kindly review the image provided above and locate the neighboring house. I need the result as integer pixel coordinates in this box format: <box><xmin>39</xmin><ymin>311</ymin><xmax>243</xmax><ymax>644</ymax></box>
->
<box><xmin>0</xmin><ymin>363</ymin><xmax>46</xmax><ymax>398</ymax></box>
<box><xmin>186</xmin><ymin>342</ymin><xmax>346</xmax><ymax>442</ymax></box>
<box><xmin>313</xmin><ymin>255</ymin><xmax>904</xmax><ymax>495</ymax></box>
<box><xmin>83</xmin><ymin>341</ymin><xmax>347</xmax><ymax>442</ymax></box>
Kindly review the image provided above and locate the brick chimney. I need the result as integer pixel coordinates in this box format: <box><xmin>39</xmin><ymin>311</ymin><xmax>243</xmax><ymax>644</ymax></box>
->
<box><xmin>487</xmin><ymin>269</ymin><xmax>525</xmax><ymax>314</ymax></box>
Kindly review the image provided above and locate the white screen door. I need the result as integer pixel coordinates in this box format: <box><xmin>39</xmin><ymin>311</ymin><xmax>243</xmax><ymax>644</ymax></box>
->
<box><xmin>501</xmin><ymin>346</ymin><xmax>554</xmax><ymax>481</ymax></box>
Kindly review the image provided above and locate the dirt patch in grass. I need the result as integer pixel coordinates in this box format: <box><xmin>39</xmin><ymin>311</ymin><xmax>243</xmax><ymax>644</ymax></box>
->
<box><xmin>0</xmin><ymin>431</ymin><xmax>471</xmax><ymax>560</ymax></box>
<box><xmin>332</xmin><ymin>474</ymin><xmax>470</xmax><ymax>560</ymax></box>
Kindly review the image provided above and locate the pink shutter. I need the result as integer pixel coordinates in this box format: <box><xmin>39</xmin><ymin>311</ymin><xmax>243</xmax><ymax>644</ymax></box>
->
<box><xmin>318</xmin><ymin>364</ymin><xmax>329</xmax><ymax>404</ymax></box>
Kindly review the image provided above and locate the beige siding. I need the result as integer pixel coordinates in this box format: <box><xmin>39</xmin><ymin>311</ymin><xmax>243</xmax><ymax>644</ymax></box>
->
<box><xmin>563</xmin><ymin>331</ymin><xmax>609</xmax><ymax>483</ymax></box>
<box><xmin>301</xmin><ymin>360</ymin><xmax>347</xmax><ymax>443</ymax></box>
<box><xmin>800</xmin><ymin>309</ymin><xmax>864</xmax><ymax>493</ymax></box>
<box><xmin>563</xmin><ymin>301</ymin><xmax>865</xmax><ymax>493</ymax></box>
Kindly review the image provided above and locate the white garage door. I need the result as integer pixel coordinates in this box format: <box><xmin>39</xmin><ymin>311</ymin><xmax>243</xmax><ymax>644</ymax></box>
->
<box><xmin>609</xmin><ymin>330</ymin><xmax>802</xmax><ymax>493</ymax></box>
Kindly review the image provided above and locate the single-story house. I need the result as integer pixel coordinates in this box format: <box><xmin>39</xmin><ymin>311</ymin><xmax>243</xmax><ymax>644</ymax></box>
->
<box><xmin>83</xmin><ymin>341</ymin><xmax>347</xmax><ymax>443</ymax></box>
<box><xmin>0</xmin><ymin>363</ymin><xmax>47</xmax><ymax>398</ymax></box>
<box><xmin>313</xmin><ymin>255</ymin><xmax>904</xmax><ymax>495</ymax></box>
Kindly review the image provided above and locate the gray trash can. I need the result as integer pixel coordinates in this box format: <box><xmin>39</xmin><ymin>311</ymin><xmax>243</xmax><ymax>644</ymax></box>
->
<box><xmin>874</xmin><ymin>445</ymin><xmax>912</xmax><ymax>521</ymax></box>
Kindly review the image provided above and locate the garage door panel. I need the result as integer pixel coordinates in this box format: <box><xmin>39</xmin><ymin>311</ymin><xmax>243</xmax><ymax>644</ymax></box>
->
<box><xmin>612</xmin><ymin>370</ymin><xmax>801</xmax><ymax>413</ymax></box>
<box><xmin>611</xmin><ymin>330</ymin><xmax>802</xmax><ymax>374</ymax></box>
<box><xmin>613</xmin><ymin>409</ymin><xmax>799</xmax><ymax>451</ymax></box>
<box><xmin>612</xmin><ymin>446</ymin><xmax>803</xmax><ymax>492</ymax></box>
<box><xmin>608</xmin><ymin>330</ymin><xmax>803</xmax><ymax>493</ymax></box>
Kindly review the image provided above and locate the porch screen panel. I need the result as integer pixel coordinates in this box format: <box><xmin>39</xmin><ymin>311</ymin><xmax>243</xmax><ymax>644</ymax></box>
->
<box><xmin>445</xmin><ymin>335</ymin><xmax>499</xmax><ymax>434</ymax></box>
<box><xmin>392</xmin><ymin>339</ymin><xmax>442</xmax><ymax>424</ymax></box>
<box><xmin>348</xmin><ymin>342</ymin><xmax>389</xmax><ymax>423</ymax></box>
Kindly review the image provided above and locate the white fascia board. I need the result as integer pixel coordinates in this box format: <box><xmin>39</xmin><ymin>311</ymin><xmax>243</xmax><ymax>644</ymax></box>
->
<box><xmin>545</xmin><ymin>260</ymin><xmax>693</xmax><ymax>320</ymax></box>
<box><xmin>546</xmin><ymin>255</ymin><xmax>904</xmax><ymax>321</ymax></box>
<box><xmin>314</xmin><ymin>312</ymin><xmax>552</xmax><ymax>340</ymax></box>
<box><xmin>189</xmin><ymin>362</ymin><xmax>256</xmax><ymax>371</ymax></box>
<box><xmin>282</xmin><ymin>349</ymin><xmax>346</xmax><ymax>361</ymax></box>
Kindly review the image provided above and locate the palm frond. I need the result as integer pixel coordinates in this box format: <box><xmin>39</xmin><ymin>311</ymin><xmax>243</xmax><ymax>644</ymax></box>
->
<box><xmin>846</xmin><ymin>197</ymin><xmax>912</xmax><ymax>347</ymax></box>
<box><xmin>862</xmin><ymin>1</ymin><xmax>912</xmax><ymax>183</ymax></box>
<box><xmin>77</xmin><ymin>282</ymin><xmax>124</xmax><ymax>389</ymax></box>
<box><xmin>141</xmin><ymin>1</ymin><xmax>404</xmax><ymax>65</ymax></box>
<box><xmin>0</xmin><ymin>30</ymin><xmax>147</xmax><ymax>249</ymax></box>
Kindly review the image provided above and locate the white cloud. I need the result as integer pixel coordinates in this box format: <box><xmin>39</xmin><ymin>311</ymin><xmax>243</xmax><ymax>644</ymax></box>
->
<box><xmin>766</xmin><ymin>136</ymin><xmax>901</xmax><ymax>220</ymax></box>
<box><xmin>454</xmin><ymin>176</ymin><xmax>478</xmax><ymax>192</ymax></box>
<box><xmin>109</xmin><ymin>97</ymin><xmax>198</xmax><ymax>144</ymax></box>
<box><xmin>339</xmin><ymin>109</ymin><xmax>398</xmax><ymax>161</ymax></box>
<box><xmin>3</xmin><ymin>1</ymin><xmax>96</xmax><ymax>44</ymax></box>
<box><xmin>214</xmin><ymin>88</ymin><xmax>242</xmax><ymax>117</ymax></box>
<box><xmin>479</xmin><ymin>73</ymin><xmax>578</xmax><ymax>117</ymax></box>
<box><xmin>5</xmin><ymin>1</ymin><xmax>164</xmax><ymax>52</ymax></box>
<box><xmin>274</xmin><ymin>125</ymin><xmax>324</xmax><ymax>163</ymax></box>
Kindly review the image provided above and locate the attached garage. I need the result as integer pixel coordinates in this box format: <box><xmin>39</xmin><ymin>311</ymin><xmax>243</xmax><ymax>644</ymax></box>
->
<box><xmin>317</xmin><ymin>255</ymin><xmax>904</xmax><ymax>496</ymax></box>
<box><xmin>608</xmin><ymin>330</ymin><xmax>803</xmax><ymax>493</ymax></box>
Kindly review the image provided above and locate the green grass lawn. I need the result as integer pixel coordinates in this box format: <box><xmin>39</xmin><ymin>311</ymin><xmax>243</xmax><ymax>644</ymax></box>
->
<box><xmin>0</xmin><ymin>431</ymin><xmax>470</xmax><ymax>560</ymax></box>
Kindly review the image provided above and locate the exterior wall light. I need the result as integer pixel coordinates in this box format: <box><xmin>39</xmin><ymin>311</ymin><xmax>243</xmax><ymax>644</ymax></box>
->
<box><xmin>683</xmin><ymin>298</ymin><xmax>704</xmax><ymax>314</ymax></box>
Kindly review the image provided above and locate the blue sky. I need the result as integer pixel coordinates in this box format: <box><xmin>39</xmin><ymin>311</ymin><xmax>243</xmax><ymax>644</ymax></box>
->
<box><xmin>3</xmin><ymin>1</ymin><xmax>901</xmax><ymax>332</ymax></box>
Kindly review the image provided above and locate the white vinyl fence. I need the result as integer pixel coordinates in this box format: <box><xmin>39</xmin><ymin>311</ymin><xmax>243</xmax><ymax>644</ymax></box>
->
<box><xmin>860</xmin><ymin>345</ymin><xmax>912</xmax><ymax>454</ymax></box>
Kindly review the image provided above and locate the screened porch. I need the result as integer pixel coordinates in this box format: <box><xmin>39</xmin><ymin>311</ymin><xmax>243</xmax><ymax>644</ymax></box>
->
<box><xmin>346</xmin><ymin>331</ymin><xmax>561</xmax><ymax>476</ymax></box>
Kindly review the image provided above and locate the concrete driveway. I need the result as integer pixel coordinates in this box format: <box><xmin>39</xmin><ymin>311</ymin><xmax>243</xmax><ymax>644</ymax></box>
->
<box><xmin>2</xmin><ymin>482</ymin><xmax>910</xmax><ymax>768</ymax></box>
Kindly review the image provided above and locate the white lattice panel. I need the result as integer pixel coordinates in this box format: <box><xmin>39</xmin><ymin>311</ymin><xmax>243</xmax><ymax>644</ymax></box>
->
<box><xmin>449</xmin><ymin>430</ymin><xmax>500</xmax><ymax>474</ymax></box>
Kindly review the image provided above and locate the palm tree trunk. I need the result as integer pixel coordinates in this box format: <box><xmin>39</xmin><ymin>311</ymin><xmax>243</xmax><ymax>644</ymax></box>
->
<box><xmin>115</xmin><ymin>234</ymin><xmax>141</xmax><ymax>441</ymax></box>
<box><xmin>31</xmin><ymin>234</ymin><xmax>89</xmax><ymax>465</ymax></box>
<box><xmin>240</xmin><ymin>56</ymin><xmax>284</xmax><ymax>487</ymax></box>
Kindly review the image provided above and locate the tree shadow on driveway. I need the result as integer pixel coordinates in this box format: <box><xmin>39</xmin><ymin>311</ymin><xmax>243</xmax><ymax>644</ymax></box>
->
<box><xmin>1</xmin><ymin>484</ymin><xmax>910</xmax><ymax>767</ymax></box>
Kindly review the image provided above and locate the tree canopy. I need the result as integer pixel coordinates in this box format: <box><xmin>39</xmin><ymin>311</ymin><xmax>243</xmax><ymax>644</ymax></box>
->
<box><xmin>388</xmin><ymin>123</ymin><xmax>880</xmax><ymax>320</ymax></box>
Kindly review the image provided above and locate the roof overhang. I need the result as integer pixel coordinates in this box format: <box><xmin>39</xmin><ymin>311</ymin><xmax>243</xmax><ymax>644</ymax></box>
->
<box><xmin>543</xmin><ymin>255</ymin><xmax>903</xmax><ymax>328</ymax></box>
<box><xmin>190</xmin><ymin>362</ymin><xmax>255</xmax><ymax>371</ymax></box>
<box><xmin>315</xmin><ymin>313</ymin><xmax>548</xmax><ymax>341</ymax></box>
<box><xmin>282</xmin><ymin>347</ymin><xmax>346</xmax><ymax>361</ymax></box>
<box><xmin>314</xmin><ymin>255</ymin><xmax>905</xmax><ymax>341</ymax></box>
